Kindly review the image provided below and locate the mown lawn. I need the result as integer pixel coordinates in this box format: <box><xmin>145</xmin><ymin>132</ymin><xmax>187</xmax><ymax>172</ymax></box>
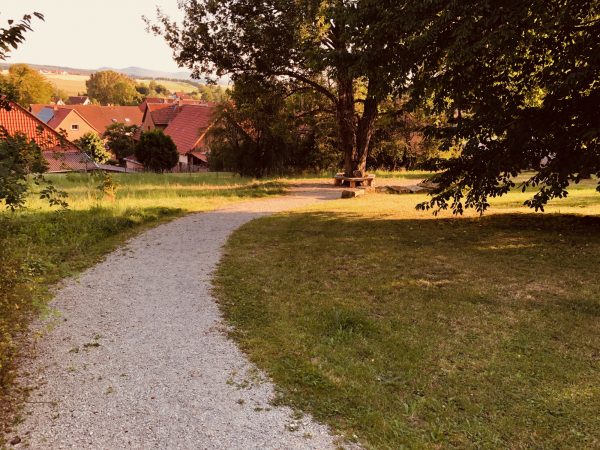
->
<box><xmin>215</xmin><ymin>178</ymin><xmax>600</xmax><ymax>449</ymax></box>
<box><xmin>0</xmin><ymin>172</ymin><xmax>283</xmax><ymax>431</ymax></box>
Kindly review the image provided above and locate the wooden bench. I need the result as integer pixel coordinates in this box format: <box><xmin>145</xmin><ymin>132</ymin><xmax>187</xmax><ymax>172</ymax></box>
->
<box><xmin>334</xmin><ymin>173</ymin><xmax>376</xmax><ymax>188</ymax></box>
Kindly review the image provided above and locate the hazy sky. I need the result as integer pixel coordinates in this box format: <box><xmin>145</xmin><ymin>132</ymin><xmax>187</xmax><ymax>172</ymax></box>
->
<box><xmin>1</xmin><ymin>1</ymin><xmax>185</xmax><ymax>72</ymax></box>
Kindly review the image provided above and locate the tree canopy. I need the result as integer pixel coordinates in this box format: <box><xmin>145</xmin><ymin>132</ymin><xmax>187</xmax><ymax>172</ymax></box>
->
<box><xmin>149</xmin><ymin>0</ymin><xmax>439</xmax><ymax>176</ymax></box>
<box><xmin>0</xmin><ymin>64</ymin><xmax>54</xmax><ymax>107</ymax></box>
<box><xmin>410</xmin><ymin>0</ymin><xmax>600</xmax><ymax>213</ymax></box>
<box><xmin>150</xmin><ymin>1</ymin><xmax>598</xmax><ymax>211</ymax></box>
<box><xmin>86</xmin><ymin>71</ymin><xmax>140</xmax><ymax>105</ymax></box>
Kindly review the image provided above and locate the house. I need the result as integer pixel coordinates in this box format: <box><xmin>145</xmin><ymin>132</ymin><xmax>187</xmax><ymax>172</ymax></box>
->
<box><xmin>162</xmin><ymin>104</ymin><xmax>215</xmax><ymax>170</ymax></box>
<box><xmin>66</xmin><ymin>96</ymin><xmax>91</xmax><ymax>105</ymax></box>
<box><xmin>32</xmin><ymin>104</ymin><xmax>143</xmax><ymax>140</ymax></box>
<box><xmin>43</xmin><ymin>107</ymin><xmax>97</xmax><ymax>141</ymax></box>
<box><xmin>0</xmin><ymin>101</ymin><xmax>98</xmax><ymax>173</ymax></box>
<box><xmin>57</xmin><ymin>105</ymin><xmax>143</xmax><ymax>135</ymax></box>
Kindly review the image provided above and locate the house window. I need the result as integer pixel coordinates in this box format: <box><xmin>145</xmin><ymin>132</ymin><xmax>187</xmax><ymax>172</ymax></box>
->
<box><xmin>71</xmin><ymin>124</ymin><xmax>79</xmax><ymax>130</ymax></box>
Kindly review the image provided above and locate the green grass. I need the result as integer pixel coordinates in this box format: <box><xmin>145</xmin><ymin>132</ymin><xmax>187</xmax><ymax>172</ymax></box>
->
<box><xmin>214</xmin><ymin>178</ymin><xmax>600</xmax><ymax>449</ymax></box>
<box><xmin>0</xmin><ymin>172</ymin><xmax>283</xmax><ymax>433</ymax></box>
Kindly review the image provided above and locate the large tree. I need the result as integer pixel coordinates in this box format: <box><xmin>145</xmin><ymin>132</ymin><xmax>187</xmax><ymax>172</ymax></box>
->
<box><xmin>2</xmin><ymin>63</ymin><xmax>54</xmax><ymax>106</ymax></box>
<box><xmin>149</xmin><ymin>0</ymin><xmax>439</xmax><ymax>176</ymax></box>
<box><xmin>412</xmin><ymin>0</ymin><xmax>600</xmax><ymax>213</ymax></box>
<box><xmin>86</xmin><ymin>70</ymin><xmax>140</xmax><ymax>105</ymax></box>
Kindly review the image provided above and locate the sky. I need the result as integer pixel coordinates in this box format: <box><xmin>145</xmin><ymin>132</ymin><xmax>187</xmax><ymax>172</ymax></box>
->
<box><xmin>1</xmin><ymin>1</ymin><xmax>185</xmax><ymax>72</ymax></box>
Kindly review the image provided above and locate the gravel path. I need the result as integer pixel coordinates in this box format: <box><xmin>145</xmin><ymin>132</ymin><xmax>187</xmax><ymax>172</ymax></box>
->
<box><xmin>12</xmin><ymin>185</ymin><xmax>353</xmax><ymax>449</ymax></box>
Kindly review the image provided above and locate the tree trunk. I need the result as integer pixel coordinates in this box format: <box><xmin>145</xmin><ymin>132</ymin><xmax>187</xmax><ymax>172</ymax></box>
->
<box><xmin>336</xmin><ymin>77</ymin><xmax>357</xmax><ymax>176</ymax></box>
<box><xmin>356</xmin><ymin>98</ymin><xmax>378</xmax><ymax>174</ymax></box>
<box><xmin>336</xmin><ymin>85</ymin><xmax>378</xmax><ymax>176</ymax></box>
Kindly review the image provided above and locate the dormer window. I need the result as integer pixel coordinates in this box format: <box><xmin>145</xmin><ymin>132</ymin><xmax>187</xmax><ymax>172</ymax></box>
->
<box><xmin>71</xmin><ymin>124</ymin><xmax>79</xmax><ymax>130</ymax></box>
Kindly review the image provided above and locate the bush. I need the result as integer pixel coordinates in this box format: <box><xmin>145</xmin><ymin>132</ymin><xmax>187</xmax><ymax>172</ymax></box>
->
<box><xmin>134</xmin><ymin>130</ymin><xmax>179</xmax><ymax>173</ymax></box>
<box><xmin>75</xmin><ymin>132</ymin><xmax>110</xmax><ymax>164</ymax></box>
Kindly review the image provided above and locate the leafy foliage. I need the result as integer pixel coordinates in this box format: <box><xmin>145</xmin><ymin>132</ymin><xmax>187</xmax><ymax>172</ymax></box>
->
<box><xmin>1</xmin><ymin>63</ymin><xmax>54</xmax><ymax>107</ymax></box>
<box><xmin>369</xmin><ymin>99</ymin><xmax>440</xmax><ymax>171</ymax></box>
<box><xmin>136</xmin><ymin>80</ymin><xmax>171</xmax><ymax>98</ymax></box>
<box><xmin>413</xmin><ymin>0</ymin><xmax>600</xmax><ymax>213</ymax></box>
<box><xmin>0</xmin><ymin>127</ymin><xmax>68</xmax><ymax>210</ymax></box>
<box><xmin>0</xmin><ymin>128</ymin><xmax>47</xmax><ymax>209</ymax></box>
<box><xmin>86</xmin><ymin>70</ymin><xmax>141</xmax><ymax>105</ymax></box>
<box><xmin>134</xmin><ymin>129</ymin><xmax>179</xmax><ymax>172</ymax></box>
<box><xmin>0</xmin><ymin>12</ymin><xmax>43</xmax><ymax>60</ymax></box>
<box><xmin>75</xmin><ymin>132</ymin><xmax>110</xmax><ymax>164</ymax></box>
<box><xmin>103</xmin><ymin>122</ymin><xmax>139</xmax><ymax>161</ymax></box>
<box><xmin>148</xmin><ymin>0</ymin><xmax>440</xmax><ymax>175</ymax></box>
<box><xmin>208</xmin><ymin>76</ymin><xmax>340</xmax><ymax>177</ymax></box>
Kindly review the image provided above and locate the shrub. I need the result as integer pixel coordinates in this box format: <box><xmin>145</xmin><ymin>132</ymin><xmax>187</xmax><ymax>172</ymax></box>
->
<box><xmin>134</xmin><ymin>130</ymin><xmax>179</xmax><ymax>173</ymax></box>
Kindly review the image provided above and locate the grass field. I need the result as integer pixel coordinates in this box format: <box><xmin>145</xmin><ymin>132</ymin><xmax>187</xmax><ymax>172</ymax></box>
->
<box><xmin>215</xmin><ymin>178</ymin><xmax>600</xmax><ymax>449</ymax></box>
<box><xmin>0</xmin><ymin>172</ymin><xmax>283</xmax><ymax>434</ymax></box>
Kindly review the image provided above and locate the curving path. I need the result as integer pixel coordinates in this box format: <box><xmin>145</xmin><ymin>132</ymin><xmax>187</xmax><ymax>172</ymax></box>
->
<box><xmin>12</xmin><ymin>185</ymin><xmax>353</xmax><ymax>449</ymax></box>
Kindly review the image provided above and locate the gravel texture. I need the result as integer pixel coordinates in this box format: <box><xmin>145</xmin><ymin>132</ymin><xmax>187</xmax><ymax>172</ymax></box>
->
<box><xmin>12</xmin><ymin>185</ymin><xmax>355</xmax><ymax>449</ymax></box>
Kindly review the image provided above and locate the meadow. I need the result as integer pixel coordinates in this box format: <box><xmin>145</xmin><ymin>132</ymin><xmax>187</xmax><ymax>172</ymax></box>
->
<box><xmin>0</xmin><ymin>172</ymin><xmax>283</xmax><ymax>429</ymax></box>
<box><xmin>215</xmin><ymin>177</ymin><xmax>600</xmax><ymax>449</ymax></box>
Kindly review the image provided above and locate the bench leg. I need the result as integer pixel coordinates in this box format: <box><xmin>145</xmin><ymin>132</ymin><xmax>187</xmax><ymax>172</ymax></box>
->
<box><xmin>350</xmin><ymin>180</ymin><xmax>356</xmax><ymax>188</ymax></box>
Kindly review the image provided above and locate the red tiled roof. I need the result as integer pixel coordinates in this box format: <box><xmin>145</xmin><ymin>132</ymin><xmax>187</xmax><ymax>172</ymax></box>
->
<box><xmin>57</xmin><ymin>105</ymin><xmax>143</xmax><ymax>133</ymax></box>
<box><xmin>180</xmin><ymin>99</ymin><xmax>204</xmax><ymax>105</ymax></box>
<box><xmin>145</xmin><ymin>103</ymin><xmax>180</xmax><ymax>126</ymax></box>
<box><xmin>138</xmin><ymin>97</ymin><xmax>176</xmax><ymax>112</ymax></box>
<box><xmin>0</xmin><ymin>101</ymin><xmax>79</xmax><ymax>152</ymax></box>
<box><xmin>163</xmin><ymin>105</ymin><xmax>215</xmax><ymax>155</ymax></box>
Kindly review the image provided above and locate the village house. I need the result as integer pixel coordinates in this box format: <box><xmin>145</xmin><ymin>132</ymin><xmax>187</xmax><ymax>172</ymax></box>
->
<box><xmin>0</xmin><ymin>101</ymin><xmax>98</xmax><ymax>173</ymax></box>
<box><xmin>31</xmin><ymin>104</ymin><xmax>143</xmax><ymax>141</ymax></box>
<box><xmin>45</xmin><ymin>108</ymin><xmax>96</xmax><ymax>140</ymax></box>
<box><xmin>163</xmin><ymin>104</ymin><xmax>215</xmax><ymax>170</ymax></box>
